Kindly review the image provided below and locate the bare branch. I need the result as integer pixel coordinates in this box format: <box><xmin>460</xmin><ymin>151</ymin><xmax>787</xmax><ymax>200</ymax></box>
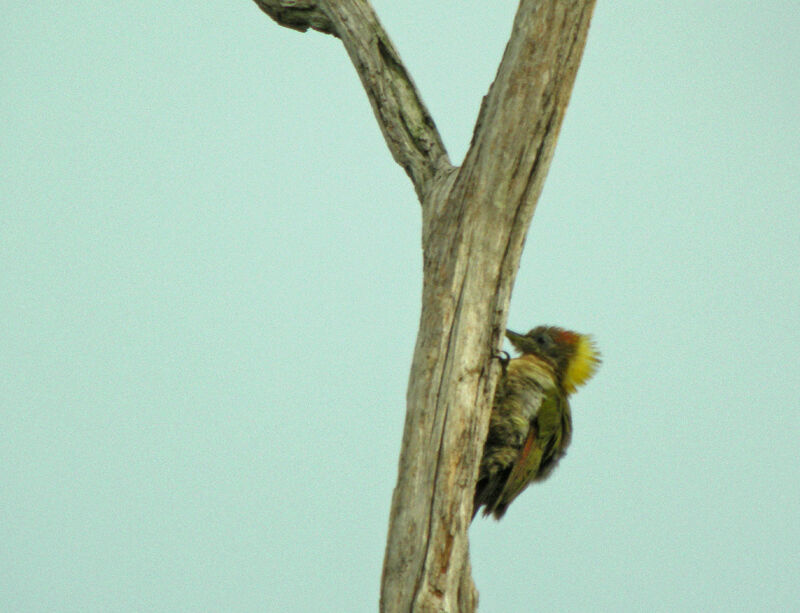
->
<box><xmin>380</xmin><ymin>2</ymin><xmax>596</xmax><ymax>611</ymax></box>
<box><xmin>457</xmin><ymin>0</ymin><xmax>597</xmax><ymax>241</ymax></box>
<box><xmin>254</xmin><ymin>0</ymin><xmax>452</xmax><ymax>201</ymax></box>
<box><xmin>254</xmin><ymin>1</ymin><xmax>596</xmax><ymax>610</ymax></box>
<box><xmin>253</xmin><ymin>0</ymin><xmax>334</xmax><ymax>35</ymax></box>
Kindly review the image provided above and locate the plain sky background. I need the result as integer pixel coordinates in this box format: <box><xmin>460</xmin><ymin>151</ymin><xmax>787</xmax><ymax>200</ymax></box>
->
<box><xmin>2</xmin><ymin>1</ymin><xmax>799</xmax><ymax>611</ymax></box>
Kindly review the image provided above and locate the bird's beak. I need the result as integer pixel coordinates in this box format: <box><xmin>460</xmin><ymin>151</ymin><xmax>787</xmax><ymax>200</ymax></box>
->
<box><xmin>504</xmin><ymin>329</ymin><xmax>524</xmax><ymax>344</ymax></box>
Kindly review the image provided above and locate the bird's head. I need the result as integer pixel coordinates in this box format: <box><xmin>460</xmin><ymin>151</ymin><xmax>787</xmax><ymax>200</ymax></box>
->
<box><xmin>505</xmin><ymin>325</ymin><xmax>600</xmax><ymax>394</ymax></box>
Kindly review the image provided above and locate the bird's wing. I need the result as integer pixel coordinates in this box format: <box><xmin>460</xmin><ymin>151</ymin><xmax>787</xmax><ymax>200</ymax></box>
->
<box><xmin>497</xmin><ymin>390</ymin><xmax>564</xmax><ymax>507</ymax></box>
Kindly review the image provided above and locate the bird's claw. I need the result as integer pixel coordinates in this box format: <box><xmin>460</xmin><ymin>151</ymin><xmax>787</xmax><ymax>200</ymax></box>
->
<box><xmin>493</xmin><ymin>350</ymin><xmax>510</xmax><ymax>374</ymax></box>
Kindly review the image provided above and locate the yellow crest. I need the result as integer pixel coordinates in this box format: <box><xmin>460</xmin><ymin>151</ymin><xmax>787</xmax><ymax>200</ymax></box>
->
<box><xmin>563</xmin><ymin>334</ymin><xmax>600</xmax><ymax>394</ymax></box>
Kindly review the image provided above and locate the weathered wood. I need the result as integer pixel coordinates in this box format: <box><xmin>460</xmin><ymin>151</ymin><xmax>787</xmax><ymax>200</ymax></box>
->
<box><xmin>253</xmin><ymin>1</ymin><xmax>596</xmax><ymax>610</ymax></box>
<box><xmin>254</xmin><ymin>0</ymin><xmax>452</xmax><ymax>202</ymax></box>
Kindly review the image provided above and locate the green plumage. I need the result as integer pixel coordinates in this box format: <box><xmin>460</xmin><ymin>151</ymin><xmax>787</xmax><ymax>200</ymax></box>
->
<box><xmin>473</xmin><ymin>326</ymin><xmax>598</xmax><ymax>520</ymax></box>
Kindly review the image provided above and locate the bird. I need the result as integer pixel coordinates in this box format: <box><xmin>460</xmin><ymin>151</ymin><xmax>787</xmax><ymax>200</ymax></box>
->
<box><xmin>473</xmin><ymin>325</ymin><xmax>600</xmax><ymax>520</ymax></box>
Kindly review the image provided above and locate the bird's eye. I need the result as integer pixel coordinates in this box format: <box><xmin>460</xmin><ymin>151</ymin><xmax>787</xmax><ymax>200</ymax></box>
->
<box><xmin>532</xmin><ymin>332</ymin><xmax>551</xmax><ymax>347</ymax></box>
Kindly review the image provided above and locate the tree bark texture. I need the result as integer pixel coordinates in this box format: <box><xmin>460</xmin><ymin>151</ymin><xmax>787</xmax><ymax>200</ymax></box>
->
<box><xmin>254</xmin><ymin>1</ymin><xmax>596</xmax><ymax>611</ymax></box>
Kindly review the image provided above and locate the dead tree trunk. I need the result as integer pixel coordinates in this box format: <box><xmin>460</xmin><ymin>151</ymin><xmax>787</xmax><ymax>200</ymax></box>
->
<box><xmin>253</xmin><ymin>1</ymin><xmax>596</xmax><ymax>610</ymax></box>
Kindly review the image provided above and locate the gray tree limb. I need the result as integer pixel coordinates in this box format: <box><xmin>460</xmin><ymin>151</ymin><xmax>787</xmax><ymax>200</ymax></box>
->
<box><xmin>253</xmin><ymin>1</ymin><xmax>596</xmax><ymax>610</ymax></box>
<box><xmin>254</xmin><ymin>0</ymin><xmax>452</xmax><ymax>201</ymax></box>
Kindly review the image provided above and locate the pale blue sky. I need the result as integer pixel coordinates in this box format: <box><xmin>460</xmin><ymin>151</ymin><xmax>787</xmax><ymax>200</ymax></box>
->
<box><xmin>2</xmin><ymin>2</ymin><xmax>798</xmax><ymax>611</ymax></box>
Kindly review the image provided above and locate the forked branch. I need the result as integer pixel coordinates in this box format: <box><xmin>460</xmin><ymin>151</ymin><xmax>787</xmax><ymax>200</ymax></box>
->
<box><xmin>254</xmin><ymin>2</ymin><xmax>595</xmax><ymax>611</ymax></box>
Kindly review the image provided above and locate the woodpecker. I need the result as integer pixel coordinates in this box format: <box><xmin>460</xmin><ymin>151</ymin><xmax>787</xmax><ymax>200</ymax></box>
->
<box><xmin>473</xmin><ymin>326</ymin><xmax>600</xmax><ymax>520</ymax></box>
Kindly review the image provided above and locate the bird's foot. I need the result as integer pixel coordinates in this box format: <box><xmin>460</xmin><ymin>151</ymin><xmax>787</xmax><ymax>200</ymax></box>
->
<box><xmin>492</xmin><ymin>350</ymin><xmax>510</xmax><ymax>375</ymax></box>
